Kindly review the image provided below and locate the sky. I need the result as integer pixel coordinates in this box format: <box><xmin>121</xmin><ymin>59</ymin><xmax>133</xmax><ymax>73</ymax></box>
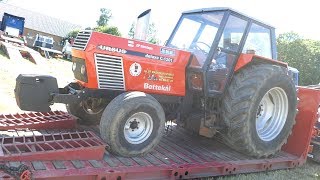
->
<box><xmin>5</xmin><ymin>0</ymin><xmax>320</xmax><ymax>42</ymax></box>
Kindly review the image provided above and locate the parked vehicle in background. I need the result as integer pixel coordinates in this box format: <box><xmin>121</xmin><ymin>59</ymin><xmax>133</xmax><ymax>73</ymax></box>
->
<box><xmin>32</xmin><ymin>34</ymin><xmax>63</xmax><ymax>59</ymax></box>
<box><xmin>33</xmin><ymin>34</ymin><xmax>54</xmax><ymax>49</ymax></box>
<box><xmin>0</xmin><ymin>12</ymin><xmax>25</xmax><ymax>38</ymax></box>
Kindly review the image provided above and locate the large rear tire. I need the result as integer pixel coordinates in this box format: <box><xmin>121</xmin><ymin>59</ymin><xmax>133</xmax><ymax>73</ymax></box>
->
<box><xmin>100</xmin><ymin>91</ymin><xmax>165</xmax><ymax>157</ymax></box>
<box><xmin>221</xmin><ymin>64</ymin><xmax>297</xmax><ymax>157</ymax></box>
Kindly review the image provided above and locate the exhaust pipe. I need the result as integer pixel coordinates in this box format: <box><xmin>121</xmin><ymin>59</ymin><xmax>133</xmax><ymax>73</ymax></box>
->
<box><xmin>134</xmin><ymin>9</ymin><xmax>151</xmax><ymax>41</ymax></box>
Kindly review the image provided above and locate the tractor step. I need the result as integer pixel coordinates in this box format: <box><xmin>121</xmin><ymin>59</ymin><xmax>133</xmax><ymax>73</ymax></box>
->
<box><xmin>0</xmin><ymin>131</ymin><xmax>106</xmax><ymax>161</ymax></box>
<box><xmin>0</xmin><ymin>111</ymin><xmax>76</xmax><ymax>130</ymax></box>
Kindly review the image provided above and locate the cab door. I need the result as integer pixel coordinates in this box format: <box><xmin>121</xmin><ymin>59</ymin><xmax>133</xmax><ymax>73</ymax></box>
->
<box><xmin>205</xmin><ymin>14</ymin><xmax>249</xmax><ymax>96</ymax></box>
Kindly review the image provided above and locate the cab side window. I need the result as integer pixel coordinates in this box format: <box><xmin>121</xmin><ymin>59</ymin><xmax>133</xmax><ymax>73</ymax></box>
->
<box><xmin>218</xmin><ymin>15</ymin><xmax>247</xmax><ymax>52</ymax></box>
<box><xmin>243</xmin><ymin>23</ymin><xmax>272</xmax><ymax>58</ymax></box>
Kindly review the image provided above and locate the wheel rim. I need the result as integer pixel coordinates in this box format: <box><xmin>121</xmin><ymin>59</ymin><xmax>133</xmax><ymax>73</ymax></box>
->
<box><xmin>124</xmin><ymin>112</ymin><xmax>153</xmax><ymax>144</ymax></box>
<box><xmin>256</xmin><ymin>87</ymin><xmax>288</xmax><ymax>141</ymax></box>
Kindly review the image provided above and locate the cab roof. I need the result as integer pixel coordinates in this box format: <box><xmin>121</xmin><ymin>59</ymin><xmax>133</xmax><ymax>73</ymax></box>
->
<box><xmin>182</xmin><ymin>7</ymin><xmax>275</xmax><ymax>29</ymax></box>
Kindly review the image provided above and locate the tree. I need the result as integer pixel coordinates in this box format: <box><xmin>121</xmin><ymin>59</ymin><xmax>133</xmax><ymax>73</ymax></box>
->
<box><xmin>62</xmin><ymin>29</ymin><xmax>79</xmax><ymax>46</ymax></box>
<box><xmin>127</xmin><ymin>22</ymin><xmax>160</xmax><ymax>44</ymax></box>
<box><xmin>96</xmin><ymin>8</ymin><xmax>112</xmax><ymax>26</ymax></box>
<box><xmin>147</xmin><ymin>23</ymin><xmax>160</xmax><ymax>44</ymax></box>
<box><xmin>93</xmin><ymin>8</ymin><xmax>121</xmax><ymax>37</ymax></box>
<box><xmin>277</xmin><ymin>32</ymin><xmax>320</xmax><ymax>85</ymax></box>
<box><xmin>66</xmin><ymin>29</ymin><xmax>79</xmax><ymax>39</ymax></box>
<box><xmin>128</xmin><ymin>22</ymin><xmax>135</xmax><ymax>39</ymax></box>
<box><xmin>95</xmin><ymin>26</ymin><xmax>121</xmax><ymax>37</ymax></box>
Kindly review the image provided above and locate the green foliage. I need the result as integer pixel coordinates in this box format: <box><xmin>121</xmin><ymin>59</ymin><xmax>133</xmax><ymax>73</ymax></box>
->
<box><xmin>97</xmin><ymin>8</ymin><xmax>112</xmax><ymax>26</ymax></box>
<box><xmin>147</xmin><ymin>23</ymin><xmax>160</xmax><ymax>44</ymax></box>
<box><xmin>62</xmin><ymin>29</ymin><xmax>79</xmax><ymax>46</ymax></box>
<box><xmin>92</xmin><ymin>9</ymin><xmax>121</xmax><ymax>36</ymax></box>
<box><xmin>66</xmin><ymin>29</ymin><xmax>80</xmax><ymax>39</ymax></box>
<box><xmin>95</xmin><ymin>26</ymin><xmax>121</xmax><ymax>37</ymax></box>
<box><xmin>128</xmin><ymin>22</ymin><xmax>135</xmax><ymax>39</ymax></box>
<box><xmin>277</xmin><ymin>32</ymin><xmax>320</xmax><ymax>85</ymax></box>
<box><xmin>277</xmin><ymin>31</ymin><xmax>301</xmax><ymax>43</ymax></box>
<box><xmin>127</xmin><ymin>22</ymin><xmax>160</xmax><ymax>44</ymax></box>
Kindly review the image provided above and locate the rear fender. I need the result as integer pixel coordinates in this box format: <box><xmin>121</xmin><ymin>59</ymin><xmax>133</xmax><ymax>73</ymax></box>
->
<box><xmin>234</xmin><ymin>54</ymin><xmax>287</xmax><ymax>72</ymax></box>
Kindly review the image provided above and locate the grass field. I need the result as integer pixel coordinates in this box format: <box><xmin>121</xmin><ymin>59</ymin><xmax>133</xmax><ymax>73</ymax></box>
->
<box><xmin>0</xmin><ymin>52</ymin><xmax>319</xmax><ymax>179</ymax></box>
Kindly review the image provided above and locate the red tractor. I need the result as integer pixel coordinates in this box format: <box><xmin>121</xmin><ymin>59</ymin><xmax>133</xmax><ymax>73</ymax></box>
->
<box><xmin>15</xmin><ymin>8</ymin><xmax>297</xmax><ymax>158</ymax></box>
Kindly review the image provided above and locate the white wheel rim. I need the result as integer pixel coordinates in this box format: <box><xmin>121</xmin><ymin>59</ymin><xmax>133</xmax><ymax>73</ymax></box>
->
<box><xmin>124</xmin><ymin>112</ymin><xmax>153</xmax><ymax>144</ymax></box>
<box><xmin>256</xmin><ymin>87</ymin><xmax>288</xmax><ymax>141</ymax></box>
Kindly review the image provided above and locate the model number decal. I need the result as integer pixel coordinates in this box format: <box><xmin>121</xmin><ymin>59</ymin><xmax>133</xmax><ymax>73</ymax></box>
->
<box><xmin>160</xmin><ymin>47</ymin><xmax>175</xmax><ymax>56</ymax></box>
<box><xmin>97</xmin><ymin>45</ymin><xmax>173</xmax><ymax>63</ymax></box>
<box><xmin>145</xmin><ymin>54</ymin><xmax>173</xmax><ymax>63</ymax></box>
<box><xmin>97</xmin><ymin>45</ymin><xmax>127</xmax><ymax>54</ymax></box>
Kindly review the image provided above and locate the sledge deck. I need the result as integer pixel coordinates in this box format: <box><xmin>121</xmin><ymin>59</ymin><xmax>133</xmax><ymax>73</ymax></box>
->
<box><xmin>0</xmin><ymin>87</ymin><xmax>318</xmax><ymax>180</ymax></box>
<box><xmin>0</xmin><ymin>127</ymin><xmax>302</xmax><ymax>180</ymax></box>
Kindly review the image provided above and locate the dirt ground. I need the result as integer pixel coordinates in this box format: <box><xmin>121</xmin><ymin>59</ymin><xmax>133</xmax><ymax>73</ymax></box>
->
<box><xmin>0</xmin><ymin>51</ymin><xmax>73</xmax><ymax>113</ymax></box>
<box><xmin>0</xmin><ymin>52</ymin><xmax>319</xmax><ymax>179</ymax></box>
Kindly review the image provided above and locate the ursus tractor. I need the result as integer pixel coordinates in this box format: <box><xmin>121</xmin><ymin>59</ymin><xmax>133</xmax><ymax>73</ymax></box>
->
<box><xmin>15</xmin><ymin>8</ymin><xmax>297</xmax><ymax>157</ymax></box>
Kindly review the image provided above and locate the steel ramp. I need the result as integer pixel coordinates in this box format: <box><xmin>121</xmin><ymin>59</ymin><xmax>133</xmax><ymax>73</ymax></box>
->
<box><xmin>0</xmin><ymin>131</ymin><xmax>106</xmax><ymax>161</ymax></box>
<box><xmin>28</xmin><ymin>51</ymin><xmax>45</xmax><ymax>65</ymax></box>
<box><xmin>0</xmin><ymin>111</ymin><xmax>76</xmax><ymax>130</ymax></box>
<box><xmin>0</xmin><ymin>41</ymin><xmax>23</xmax><ymax>60</ymax></box>
<box><xmin>0</xmin><ymin>41</ymin><xmax>45</xmax><ymax>64</ymax></box>
<box><xmin>5</xmin><ymin>47</ymin><xmax>23</xmax><ymax>60</ymax></box>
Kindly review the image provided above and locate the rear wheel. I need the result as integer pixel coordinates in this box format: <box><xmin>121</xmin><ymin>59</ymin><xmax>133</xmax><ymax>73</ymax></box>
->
<box><xmin>100</xmin><ymin>92</ymin><xmax>165</xmax><ymax>157</ymax></box>
<box><xmin>66</xmin><ymin>98</ymin><xmax>108</xmax><ymax>125</ymax></box>
<box><xmin>221</xmin><ymin>64</ymin><xmax>297</xmax><ymax>157</ymax></box>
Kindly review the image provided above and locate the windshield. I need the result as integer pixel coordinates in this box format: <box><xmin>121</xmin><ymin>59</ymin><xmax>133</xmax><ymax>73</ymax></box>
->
<box><xmin>167</xmin><ymin>12</ymin><xmax>224</xmax><ymax>54</ymax></box>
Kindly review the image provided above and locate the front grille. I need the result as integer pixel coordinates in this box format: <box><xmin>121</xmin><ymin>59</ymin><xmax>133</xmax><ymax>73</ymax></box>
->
<box><xmin>72</xmin><ymin>30</ymin><xmax>92</xmax><ymax>50</ymax></box>
<box><xmin>95</xmin><ymin>54</ymin><xmax>125</xmax><ymax>90</ymax></box>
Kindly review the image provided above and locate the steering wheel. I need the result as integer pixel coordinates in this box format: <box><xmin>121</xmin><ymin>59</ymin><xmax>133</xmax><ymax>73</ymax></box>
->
<box><xmin>194</xmin><ymin>41</ymin><xmax>211</xmax><ymax>54</ymax></box>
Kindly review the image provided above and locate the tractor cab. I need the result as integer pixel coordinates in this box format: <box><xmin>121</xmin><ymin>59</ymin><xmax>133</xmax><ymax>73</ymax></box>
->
<box><xmin>167</xmin><ymin>8</ymin><xmax>277</xmax><ymax>95</ymax></box>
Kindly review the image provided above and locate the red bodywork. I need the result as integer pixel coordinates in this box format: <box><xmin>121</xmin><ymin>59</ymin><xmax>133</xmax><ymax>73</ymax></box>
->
<box><xmin>72</xmin><ymin>32</ymin><xmax>291</xmax><ymax>98</ymax></box>
<box><xmin>0</xmin><ymin>87</ymin><xmax>319</xmax><ymax>179</ymax></box>
<box><xmin>234</xmin><ymin>54</ymin><xmax>288</xmax><ymax>72</ymax></box>
<box><xmin>73</xmin><ymin>32</ymin><xmax>191</xmax><ymax>96</ymax></box>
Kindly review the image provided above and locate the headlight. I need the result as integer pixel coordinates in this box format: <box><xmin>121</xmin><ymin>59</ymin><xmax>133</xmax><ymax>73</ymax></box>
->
<box><xmin>72</xmin><ymin>57</ymin><xmax>88</xmax><ymax>83</ymax></box>
<box><xmin>80</xmin><ymin>65</ymin><xmax>86</xmax><ymax>74</ymax></box>
<box><xmin>72</xmin><ymin>62</ymin><xmax>76</xmax><ymax>71</ymax></box>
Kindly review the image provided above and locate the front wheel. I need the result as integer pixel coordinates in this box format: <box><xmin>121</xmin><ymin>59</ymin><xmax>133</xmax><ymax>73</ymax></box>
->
<box><xmin>100</xmin><ymin>92</ymin><xmax>165</xmax><ymax>157</ymax></box>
